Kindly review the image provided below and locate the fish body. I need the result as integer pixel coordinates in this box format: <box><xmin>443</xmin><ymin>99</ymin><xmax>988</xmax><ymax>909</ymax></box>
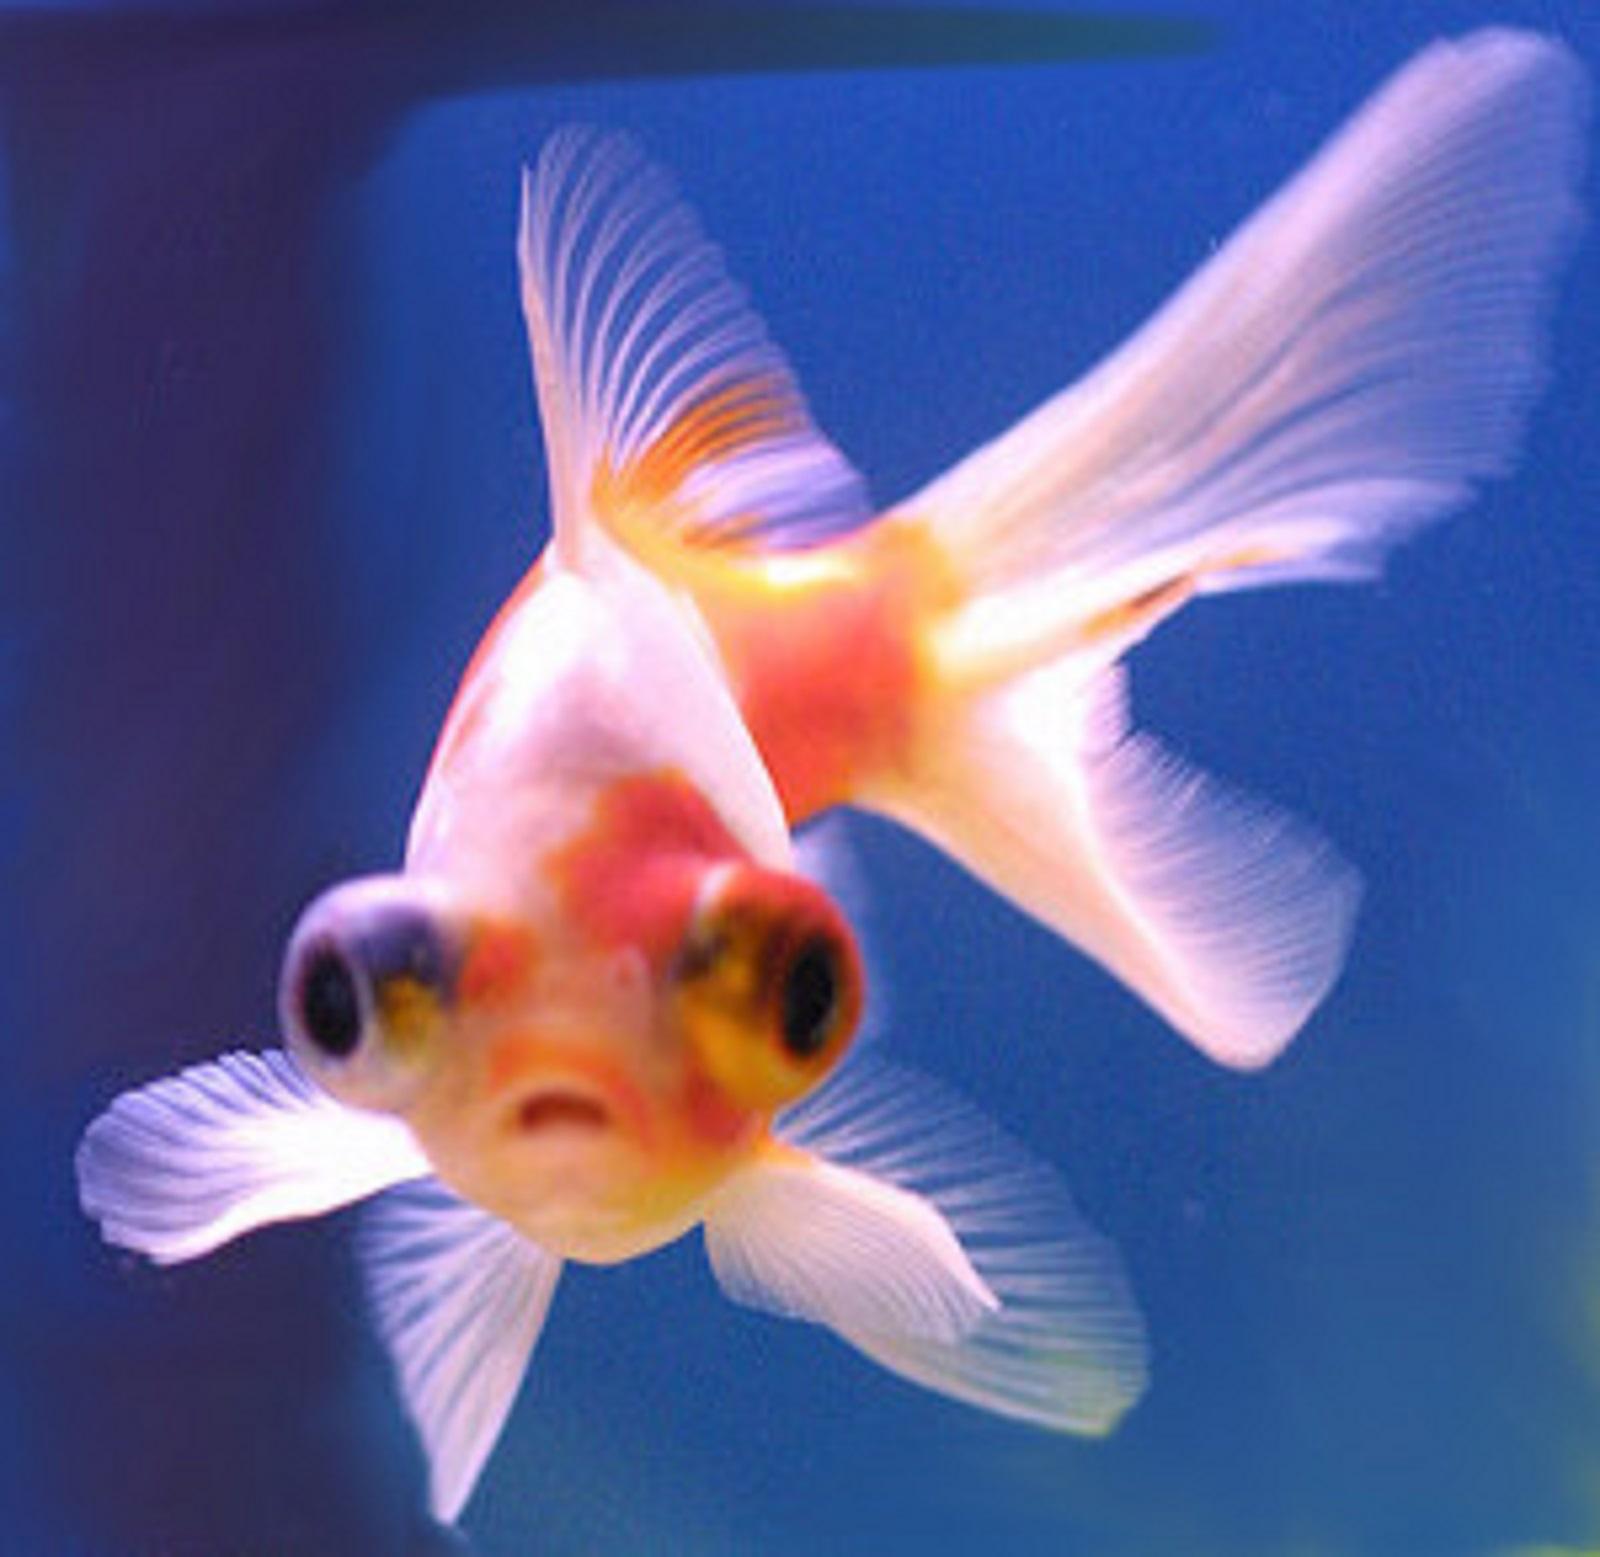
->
<box><xmin>76</xmin><ymin>27</ymin><xmax>1586</xmax><ymax>1526</ymax></box>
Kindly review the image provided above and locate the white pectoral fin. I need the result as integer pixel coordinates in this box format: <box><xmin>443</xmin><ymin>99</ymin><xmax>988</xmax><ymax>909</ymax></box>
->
<box><xmin>520</xmin><ymin>127</ymin><xmax>870</xmax><ymax>565</ymax></box>
<box><xmin>703</xmin><ymin>1062</ymin><xmax>1147</xmax><ymax>1435</ymax></box>
<box><xmin>359</xmin><ymin>1180</ymin><xmax>562</xmax><ymax>1523</ymax></box>
<box><xmin>75</xmin><ymin>1049</ymin><xmax>431</xmax><ymax>1265</ymax></box>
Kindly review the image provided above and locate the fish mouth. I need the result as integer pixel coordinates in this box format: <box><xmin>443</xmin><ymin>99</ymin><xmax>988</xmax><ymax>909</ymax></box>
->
<box><xmin>512</xmin><ymin>1086</ymin><xmax>611</xmax><ymax>1134</ymax></box>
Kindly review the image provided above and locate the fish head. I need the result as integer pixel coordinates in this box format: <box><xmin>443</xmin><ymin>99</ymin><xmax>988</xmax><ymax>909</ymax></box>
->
<box><xmin>279</xmin><ymin>774</ymin><xmax>862</xmax><ymax>1261</ymax></box>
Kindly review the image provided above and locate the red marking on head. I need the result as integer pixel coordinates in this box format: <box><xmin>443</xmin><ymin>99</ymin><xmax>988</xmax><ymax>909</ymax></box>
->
<box><xmin>547</xmin><ymin>769</ymin><xmax>745</xmax><ymax>967</ymax></box>
<box><xmin>459</xmin><ymin>922</ymin><xmax>539</xmax><ymax>1006</ymax></box>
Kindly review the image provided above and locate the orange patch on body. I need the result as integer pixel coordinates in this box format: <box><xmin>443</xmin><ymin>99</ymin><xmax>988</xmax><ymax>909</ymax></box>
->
<box><xmin>692</xmin><ymin>516</ymin><xmax>960</xmax><ymax>821</ymax></box>
<box><xmin>547</xmin><ymin>769</ymin><xmax>745</xmax><ymax>967</ymax></box>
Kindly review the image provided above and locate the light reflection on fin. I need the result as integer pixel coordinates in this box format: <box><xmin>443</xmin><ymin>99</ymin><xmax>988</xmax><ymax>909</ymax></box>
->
<box><xmin>75</xmin><ymin>1048</ymin><xmax>431</xmax><ymax>1265</ymax></box>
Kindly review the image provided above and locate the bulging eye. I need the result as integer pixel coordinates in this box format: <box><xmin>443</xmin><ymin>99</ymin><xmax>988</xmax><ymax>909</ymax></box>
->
<box><xmin>779</xmin><ymin>935</ymin><xmax>843</xmax><ymax>1061</ymax></box>
<box><xmin>297</xmin><ymin>944</ymin><xmax>363</xmax><ymax>1059</ymax></box>
<box><xmin>674</xmin><ymin>864</ymin><xmax>863</xmax><ymax>1113</ymax></box>
<box><xmin>279</xmin><ymin>874</ymin><xmax>460</xmax><ymax>1113</ymax></box>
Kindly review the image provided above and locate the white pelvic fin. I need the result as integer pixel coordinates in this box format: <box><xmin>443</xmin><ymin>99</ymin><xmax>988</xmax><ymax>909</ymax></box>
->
<box><xmin>703</xmin><ymin>1060</ymin><xmax>1147</xmax><ymax>1435</ymax></box>
<box><xmin>75</xmin><ymin>1049</ymin><xmax>431</xmax><ymax>1265</ymax></box>
<box><xmin>705</xmin><ymin>1144</ymin><xmax>998</xmax><ymax>1347</ymax></box>
<box><xmin>359</xmin><ymin>1178</ymin><xmax>562</xmax><ymax>1524</ymax></box>
<box><xmin>908</xmin><ymin>29</ymin><xmax>1587</xmax><ymax>680</ymax></box>
<box><xmin>521</xmin><ymin>127</ymin><xmax>869</xmax><ymax>565</ymax></box>
<box><xmin>890</xmin><ymin>663</ymin><xmax>1360</xmax><ymax>1068</ymax></box>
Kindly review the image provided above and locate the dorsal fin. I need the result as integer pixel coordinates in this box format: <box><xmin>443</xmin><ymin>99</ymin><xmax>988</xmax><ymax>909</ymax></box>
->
<box><xmin>519</xmin><ymin>127</ymin><xmax>870</xmax><ymax>570</ymax></box>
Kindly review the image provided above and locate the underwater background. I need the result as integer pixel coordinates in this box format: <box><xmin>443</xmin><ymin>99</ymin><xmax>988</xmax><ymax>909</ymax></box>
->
<box><xmin>4</xmin><ymin>0</ymin><xmax>1599</xmax><ymax>1551</ymax></box>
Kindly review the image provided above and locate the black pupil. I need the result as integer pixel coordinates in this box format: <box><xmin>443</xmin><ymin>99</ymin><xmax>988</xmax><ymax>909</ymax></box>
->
<box><xmin>780</xmin><ymin>937</ymin><xmax>838</xmax><ymax>1059</ymax></box>
<box><xmin>300</xmin><ymin>948</ymin><xmax>362</xmax><ymax>1058</ymax></box>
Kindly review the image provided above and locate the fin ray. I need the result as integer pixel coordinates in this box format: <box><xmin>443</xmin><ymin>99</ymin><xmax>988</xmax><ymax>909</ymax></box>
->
<box><xmin>912</xmin><ymin>29</ymin><xmax>1587</xmax><ymax>667</ymax></box>
<box><xmin>360</xmin><ymin>1179</ymin><xmax>562</xmax><ymax>1523</ymax></box>
<box><xmin>704</xmin><ymin>1059</ymin><xmax>1147</xmax><ymax>1434</ymax></box>
<box><xmin>705</xmin><ymin>1145</ymin><xmax>998</xmax><ymax>1346</ymax></box>
<box><xmin>884</xmin><ymin>663</ymin><xmax>1360</xmax><ymax>1067</ymax></box>
<box><xmin>75</xmin><ymin>1049</ymin><xmax>431</xmax><ymax>1265</ymax></box>
<box><xmin>870</xmin><ymin>30</ymin><xmax>1584</xmax><ymax>1063</ymax></box>
<box><xmin>521</xmin><ymin>128</ymin><xmax>870</xmax><ymax>565</ymax></box>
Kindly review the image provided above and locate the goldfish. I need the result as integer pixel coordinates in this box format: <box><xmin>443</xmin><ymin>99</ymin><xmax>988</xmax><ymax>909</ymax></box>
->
<box><xmin>76</xmin><ymin>27</ymin><xmax>1584</xmax><ymax>1526</ymax></box>
<box><xmin>75</xmin><ymin>463</ymin><xmax>1149</xmax><ymax>1520</ymax></box>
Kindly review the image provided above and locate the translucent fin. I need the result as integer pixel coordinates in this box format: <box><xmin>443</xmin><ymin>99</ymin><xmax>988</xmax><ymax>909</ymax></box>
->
<box><xmin>1077</xmin><ymin>669</ymin><xmax>1360</xmax><ymax>1064</ymax></box>
<box><xmin>520</xmin><ymin>127</ymin><xmax>870</xmax><ymax>565</ymax></box>
<box><xmin>359</xmin><ymin>1179</ymin><xmax>562</xmax><ymax>1523</ymax></box>
<box><xmin>704</xmin><ymin>1143</ymin><xmax>998</xmax><ymax>1346</ymax></box>
<box><xmin>75</xmin><ymin>1049</ymin><xmax>431</xmax><ymax>1265</ymax></box>
<box><xmin>909</xmin><ymin>29</ymin><xmax>1587</xmax><ymax>678</ymax></box>
<box><xmin>792</xmin><ymin>815</ymin><xmax>870</xmax><ymax>937</ymax></box>
<box><xmin>887</xmin><ymin>664</ymin><xmax>1359</xmax><ymax>1067</ymax></box>
<box><xmin>869</xmin><ymin>32</ymin><xmax>1580</xmax><ymax>1062</ymax></box>
<box><xmin>704</xmin><ymin>1060</ymin><xmax>1147</xmax><ymax>1435</ymax></box>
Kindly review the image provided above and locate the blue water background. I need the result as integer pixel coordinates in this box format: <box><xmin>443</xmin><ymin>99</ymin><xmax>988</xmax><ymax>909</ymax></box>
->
<box><xmin>5</xmin><ymin>1</ymin><xmax>1600</xmax><ymax>1551</ymax></box>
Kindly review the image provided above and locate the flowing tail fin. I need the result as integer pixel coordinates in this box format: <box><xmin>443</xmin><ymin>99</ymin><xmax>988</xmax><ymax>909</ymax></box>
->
<box><xmin>862</xmin><ymin>31</ymin><xmax>1587</xmax><ymax>1066</ymax></box>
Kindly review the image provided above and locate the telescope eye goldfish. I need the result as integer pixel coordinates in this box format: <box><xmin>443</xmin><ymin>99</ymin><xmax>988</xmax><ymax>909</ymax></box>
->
<box><xmin>76</xmin><ymin>27</ymin><xmax>1585</xmax><ymax>1527</ymax></box>
<box><xmin>78</xmin><ymin>536</ymin><xmax>1145</xmax><ymax>1520</ymax></box>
